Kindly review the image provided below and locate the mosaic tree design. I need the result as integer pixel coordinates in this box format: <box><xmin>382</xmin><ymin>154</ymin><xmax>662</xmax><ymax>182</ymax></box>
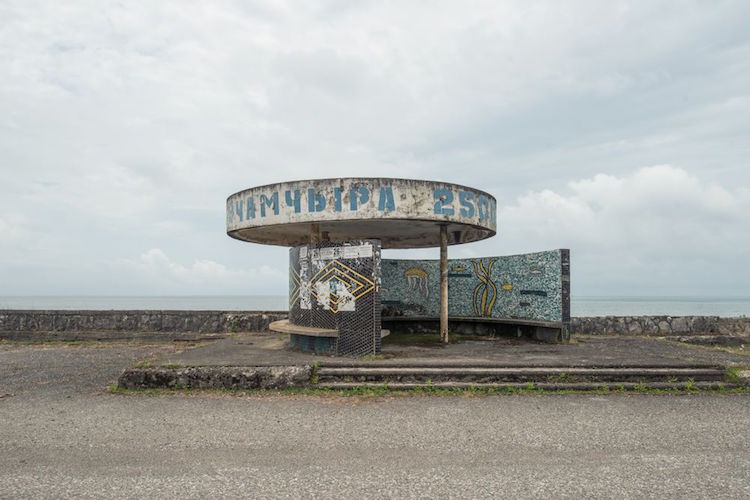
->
<box><xmin>472</xmin><ymin>259</ymin><xmax>498</xmax><ymax>317</ymax></box>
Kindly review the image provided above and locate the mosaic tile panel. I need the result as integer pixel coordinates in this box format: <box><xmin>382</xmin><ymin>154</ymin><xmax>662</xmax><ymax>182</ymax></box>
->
<box><xmin>289</xmin><ymin>240</ymin><xmax>382</xmax><ymax>356</ymax></box>
<box><xmin>381</xmin><ymin>249</ymin><xmax>569</xmax><ymax>324</ymax></box>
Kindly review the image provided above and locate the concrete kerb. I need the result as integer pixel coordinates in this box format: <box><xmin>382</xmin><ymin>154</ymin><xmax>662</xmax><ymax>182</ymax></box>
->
<box><xmin>109</xmin><ymin>332</ymin><xmax>750</xmax><ymax>391</ymax></box>
<box><xmin>118</xmin><ymin>365</ymin><xmax>313</xmax><ymax>390</ymax></box>
<box><xmin>116</xmin><ymin>361</ymin><xmax>749</xmax><ymax>392</ymax></box>
<box><xmin>116</xmin><ymin>366</ymin><xmax>748</xmax><ymax>391</ymax></box>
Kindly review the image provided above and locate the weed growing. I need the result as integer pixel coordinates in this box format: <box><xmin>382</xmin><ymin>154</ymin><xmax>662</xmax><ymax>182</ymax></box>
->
<box><xmin>725</xmin><ymin>365</ymin><xmax>748</xmax><ymax>384</ymax></box>
<box><xmin>106</xmin><ymin>383</ymin><xmax>750</xmax><ymax>398</ymax></box>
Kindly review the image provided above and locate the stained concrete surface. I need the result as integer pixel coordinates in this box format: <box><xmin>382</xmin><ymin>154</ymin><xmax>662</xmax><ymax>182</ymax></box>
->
<box><xmin>0</xmin><ymin>340</ymin><xmax>185</xmax><ymax>397</ymax></box>
<box><xmin>1</xmin><ymin>339</ymin><xmax>749</xmax><ymax>498</ymax></box>
<box><xmin>155</xmin><ymin>333</ymin><xmax>749</xmax><ymax>368</ymax></box>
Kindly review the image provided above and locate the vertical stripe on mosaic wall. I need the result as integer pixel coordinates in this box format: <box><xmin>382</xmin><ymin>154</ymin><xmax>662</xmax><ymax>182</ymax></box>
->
<box><xmin>561</xmin><ymin>249</ymin><xmax>571</xmax><ymax>324</ymax></box>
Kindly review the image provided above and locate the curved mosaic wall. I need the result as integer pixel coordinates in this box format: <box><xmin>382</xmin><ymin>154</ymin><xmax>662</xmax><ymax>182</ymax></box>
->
<box><xmin>381</xmin><ymin>249</ymin><xmax>570</xmax><ymax>325</ymax></box>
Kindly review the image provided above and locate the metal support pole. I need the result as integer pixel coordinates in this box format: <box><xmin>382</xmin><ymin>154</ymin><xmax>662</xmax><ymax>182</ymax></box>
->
<box><xmin>310</xmin><ymin>222</ymin><xmax>320</xmax><ymax>243</ymax></box>
<box><xmin>440</xmin><ymin>224</ymin><xmax>449</xmax><ymax>344</ymax></box>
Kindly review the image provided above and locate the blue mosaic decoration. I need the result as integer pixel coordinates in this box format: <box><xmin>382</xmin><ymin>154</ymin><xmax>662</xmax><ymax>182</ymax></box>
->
<box><xmin>381</xmin><ymin>249</ymin><xmax>570</xmax><ymax>324</ymax></box>
<box><xmin>289</xmin><ymin>334</ymin><xmax>337</xmax><ymax>354</ymax></box>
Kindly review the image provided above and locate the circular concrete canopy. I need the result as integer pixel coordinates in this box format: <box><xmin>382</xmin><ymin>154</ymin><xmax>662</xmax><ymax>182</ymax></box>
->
<box><xmin>226</xmin><ymin>178</ymin><xmax>497</xmax><ymax>249</ymax></box>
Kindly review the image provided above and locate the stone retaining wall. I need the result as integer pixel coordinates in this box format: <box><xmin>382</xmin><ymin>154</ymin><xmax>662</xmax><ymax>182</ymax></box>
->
<box><xmin>0</xmin><ymin>310</ymin><xmax>288</xmax><ymax>341</ymax></box>
<box><xmin>571</xmin><ymin>316</ymin><xmax>750</xmax><ymax>337</ymax></box>
<box><xmin>1</xmin><ymin>310</ymin><xmax>748</xmax><ymax>339</ymax></box>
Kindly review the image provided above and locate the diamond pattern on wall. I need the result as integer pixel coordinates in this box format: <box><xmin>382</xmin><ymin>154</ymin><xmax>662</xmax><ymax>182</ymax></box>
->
<box><xmin>310</xmin><ymin>259</ymin><xmax>375</xmax><ymax>313</ymax></box>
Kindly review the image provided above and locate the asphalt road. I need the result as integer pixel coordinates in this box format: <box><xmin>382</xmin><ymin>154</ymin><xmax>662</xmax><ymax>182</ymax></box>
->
<box><xmin>1</xmin><ymin>342</ymin><xmax>749</xmax><ymax>499</ymax></box>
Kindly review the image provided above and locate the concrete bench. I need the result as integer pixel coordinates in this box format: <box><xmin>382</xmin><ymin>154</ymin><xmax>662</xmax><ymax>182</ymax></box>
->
<box><xmin>381</xmin><ymin>316</ymin><xmax>568</xmax><ymax>343</ymax></box>
<box><xmin>271</xmin><ymin>319</ymin><xmax>390</xmax><ymax>338</ymax></box>
<box><xmin>271</xmin><ymin>319</ymin><xmax>390</xmax><ymax>354</ymax></box>
<box><xmin>269</xmin><ymin>319</ymin><xmax>338</xmax><ymax>337</ymax></box>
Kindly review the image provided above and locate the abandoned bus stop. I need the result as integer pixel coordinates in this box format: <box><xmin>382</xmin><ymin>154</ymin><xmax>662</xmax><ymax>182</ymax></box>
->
<box><xmin>225</xmin><ymin>178</ymin><xmax>570</xmax><ymax>356</ymax></box>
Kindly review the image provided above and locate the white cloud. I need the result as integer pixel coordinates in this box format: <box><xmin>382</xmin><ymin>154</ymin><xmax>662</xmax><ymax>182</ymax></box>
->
<box><xmin>0</xmin><ymin>215</ymin><xmax>25</xmax><ymax>242</ymax></box>
<box><xmin>121</xmin><ymin>248</ymin><xmax>284</xmax><ymax>293</ymax></box>
<box><xmin>1</xmin><ymin>1</ymin><xmax>749</xmax><ymax>296</ymax></box>
<box><xmin>498</xmin><ymin>166</ymin><xmax>750</xmax><ymax>295</ymax></box>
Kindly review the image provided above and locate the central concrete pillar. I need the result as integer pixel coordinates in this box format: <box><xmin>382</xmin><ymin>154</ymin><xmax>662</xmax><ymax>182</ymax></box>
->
<box><xmin>288</xmin><ymin>239</ymin><xmax>382</xmax><ymax>356</ymax></box>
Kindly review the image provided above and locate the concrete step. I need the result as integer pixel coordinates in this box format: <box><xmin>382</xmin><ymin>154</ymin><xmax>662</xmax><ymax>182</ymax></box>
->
<box><xmin>317</xmin><ymin>361</ymin><xmax>726</xmax><ymax>369</ymax></box>
<box><xmin>316</xmin><ymin>381</ymin><xmax>741</xmax><ymax>391</ymax></box>
<box><xmin>315</xmin><ymin>366</ymin><xmax>726</xmax><ymax>383</ymax></box>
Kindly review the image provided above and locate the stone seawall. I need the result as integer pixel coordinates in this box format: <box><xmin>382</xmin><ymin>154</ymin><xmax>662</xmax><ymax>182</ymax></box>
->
<box><xmin>1</xmin><ymin>310</ymin><xmax>748</xmax><ymax>340</ymax></box>
<box><xmin>0</xmin><ymin>310</ymin><xmax>288</xmax><ymax>341</ymax></box>
<box><xmin>571</xmin><ymin>316</ymin><xmax>750</xmax><ymax>337</ymax></box>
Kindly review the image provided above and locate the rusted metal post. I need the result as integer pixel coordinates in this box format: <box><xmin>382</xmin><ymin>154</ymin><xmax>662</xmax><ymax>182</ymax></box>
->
<box><xmin>310</xmin><ymin>222</ymin><xmax>320</xmax><ymax>243</ymax></box>
<box><xmin>440</xmin><ymin>224</ymin><xmax>449</xmax><ymax>344</ymax></box>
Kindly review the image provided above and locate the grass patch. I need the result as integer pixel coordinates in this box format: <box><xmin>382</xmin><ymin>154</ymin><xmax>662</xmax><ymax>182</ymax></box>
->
<box><xmin>546</xmin><ymin>372</ymin><xmax>581</xmax><ymax>383</ymax></box>
<box><xmin>106</xmin><ymin>383</ymin><xmax>750</xmax><ymax>398</ymax></box>
<box><xmin>358</xmin><ymin>353</ymin><xmax>387</xmax><ymax>361</ymax></box>
<box><xmin>160</xmin><ymin>362</ymin><xmax>185</xmax><ymax>369</ymax></box>
<box><xmin>722</xmin><ymin>346</ymin><xmax>750</xmax><ymax>356</ymax></box>
<box><xmin>132</xmin><ymin>359</ymin><xmax>154</xmax><ymax>369</ymax></box>
<box><xmin>310</xmin><ymin>360</ymin><xmax>321</xmax><ymax>384</ymax></box>
<box><xmin>381</xmin><ymin>332</ymin><xmax>444</xmax><ymax>346</ymax></box>
<box><xmin>725</xmin><ymin>365</ymin><xmax>749</xmax><ymax>384</ymax></box>
<box><xmin>632</xmin><ymin>381</ymin><xmax>648</xmax><ymax>392</ymax></box>
<box><xmin>661</xmin><ymin>337</ymin><xmax>750</xmax><ymax>358</ymax></box>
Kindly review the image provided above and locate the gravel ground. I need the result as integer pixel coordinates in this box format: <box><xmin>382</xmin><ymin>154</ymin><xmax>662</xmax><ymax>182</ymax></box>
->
<box><xmin>1</xmin><ymin>341</ymin><xmax>749</xmax><ymax>499</ymax></box>
<box><xmin>0</xmin><ymin>340</ymin><xmax>194</xmax><ymax>397</ymax></box>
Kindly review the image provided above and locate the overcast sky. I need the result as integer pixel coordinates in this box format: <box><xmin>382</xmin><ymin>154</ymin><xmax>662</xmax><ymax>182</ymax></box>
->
<box><xmin>1</xmin><ymin>0</ymin><xmax>749</xmax><ymax>297</ymax></box>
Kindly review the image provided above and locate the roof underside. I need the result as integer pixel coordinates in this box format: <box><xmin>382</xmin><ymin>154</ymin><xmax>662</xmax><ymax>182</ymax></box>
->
<box><xmin>227</xmin><ymin>219</ymin><xmax>495</xmax><ymax>249</ymax></box>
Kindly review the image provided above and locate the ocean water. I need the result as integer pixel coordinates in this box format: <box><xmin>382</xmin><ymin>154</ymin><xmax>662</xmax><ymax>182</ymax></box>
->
<box><xmin>571</xmin><ymin>296</ymin><xmax>749</xmax><ymax>317</ymax></box>
<box><xmin>0</xmin><ymin>295</ymin><xmax>748</xmax><ymax>317</ymax></box>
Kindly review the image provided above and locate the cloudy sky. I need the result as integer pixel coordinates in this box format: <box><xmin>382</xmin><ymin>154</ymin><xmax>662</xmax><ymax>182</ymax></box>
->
<box><xmin>1</xmin><ymin>0</ymin><xmax>748</xmax><ymax>297</ymax></box>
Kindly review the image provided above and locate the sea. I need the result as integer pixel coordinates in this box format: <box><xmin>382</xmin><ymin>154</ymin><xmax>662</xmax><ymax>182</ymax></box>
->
<box><xmin>0</xmin><ymin>296</ymin><xmax>748</xmax><ymax>317</ymax></box>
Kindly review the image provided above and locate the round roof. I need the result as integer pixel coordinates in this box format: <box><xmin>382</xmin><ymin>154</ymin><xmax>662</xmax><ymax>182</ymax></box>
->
<box><xmin>226</xmin><ymin>178</ymin><xmax>497</xmax><ymax>249</ymax></box>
